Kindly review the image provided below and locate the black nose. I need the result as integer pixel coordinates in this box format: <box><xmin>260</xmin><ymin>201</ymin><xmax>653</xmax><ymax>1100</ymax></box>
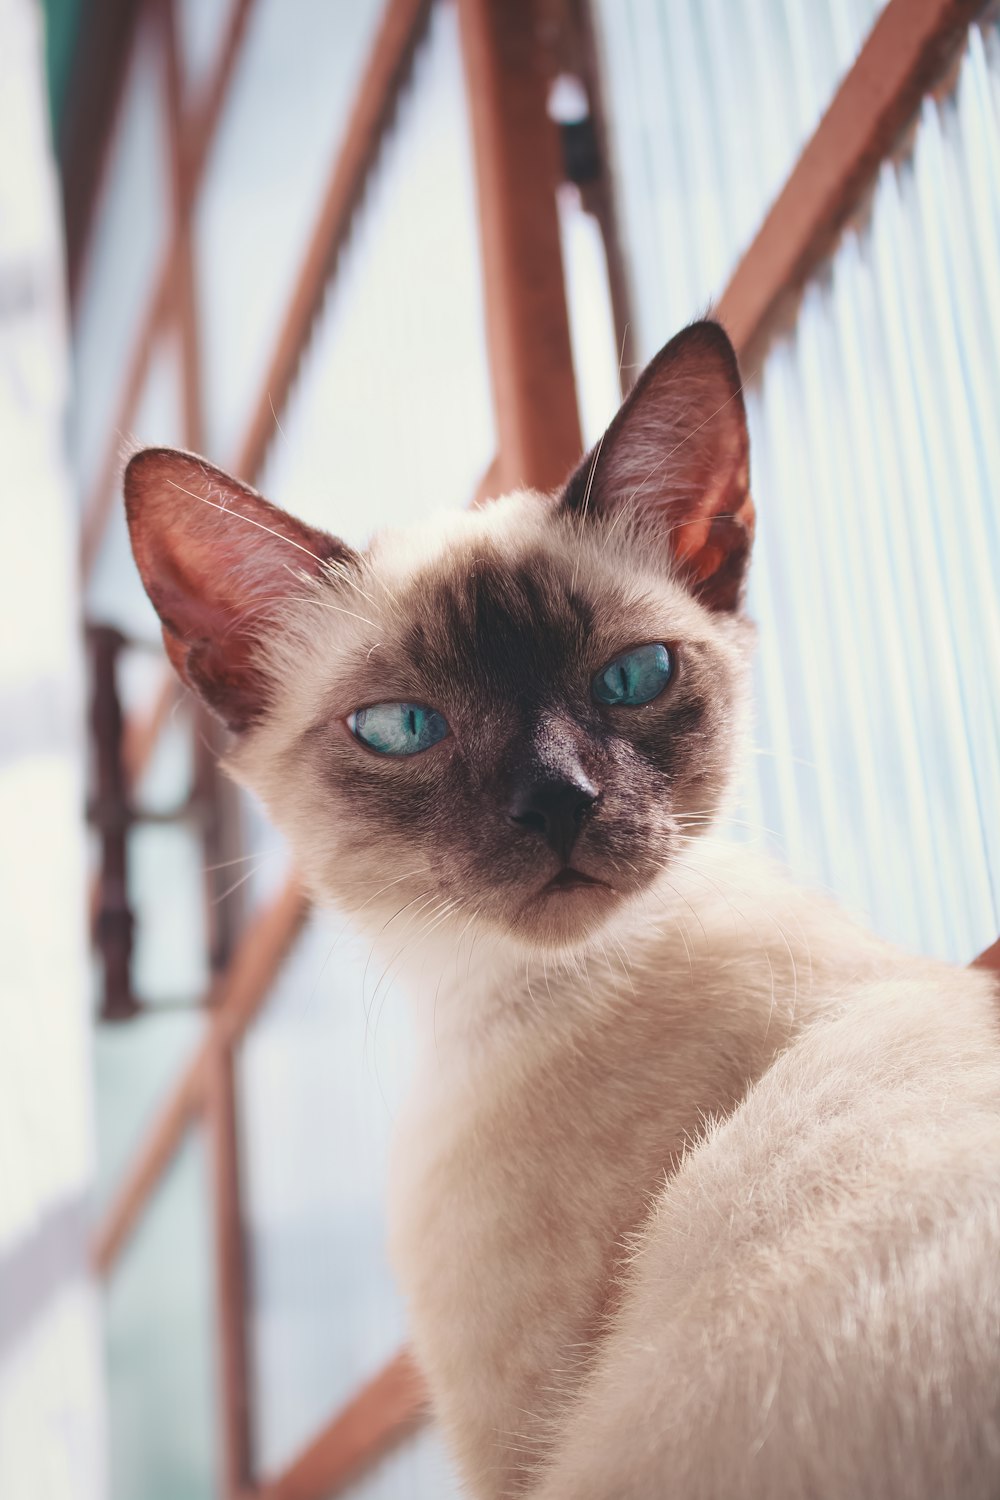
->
<box><xmin>507</xmin><ymin>773</ymin><xmax>599</xmax><ymax>860</ymax></box>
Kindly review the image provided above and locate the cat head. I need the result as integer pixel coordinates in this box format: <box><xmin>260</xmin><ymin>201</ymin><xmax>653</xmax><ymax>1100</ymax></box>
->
<box><xmin>125</xmin><ymin>320</ymin><xmax>754</xmax><ymax>951</ymax></box>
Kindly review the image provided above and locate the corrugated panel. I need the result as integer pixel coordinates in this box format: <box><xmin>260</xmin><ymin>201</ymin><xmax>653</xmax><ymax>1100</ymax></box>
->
<box><xmin>591</xmin><ymin>0</ymin><xmax>885</xmax><ymax>362</ymax></box>
<box><xmin>745</xmin><ymin>17</ymin><xmax>1000</xmax><ymax>962</ymax></box>
<box><xmin>192</xmin><ymin>0</ymin><xmax>387</xmax><ymax>461</ymax></box>
<box><xmin>593</xmin><ymin>4</ymin><xmax>999</xmax><ymax>962</ymax></box>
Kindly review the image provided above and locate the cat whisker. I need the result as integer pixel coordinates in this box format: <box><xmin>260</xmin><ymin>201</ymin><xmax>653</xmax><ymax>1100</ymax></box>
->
<box><xmin>165</xmin><ymin>477</ymin><xmax>332</xmax><ymax>565</ymax></box>
<box><xmin>212</xmin><ymin>858</ymin><xmax>271</xmax><ymax>905</ymax></box>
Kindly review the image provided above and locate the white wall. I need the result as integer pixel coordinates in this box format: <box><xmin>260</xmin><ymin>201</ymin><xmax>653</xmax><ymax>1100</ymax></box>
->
<box><xmin>0</xmin><ymin>3</ymin><xmax>106</xmax><ymax>1495</ymax></box>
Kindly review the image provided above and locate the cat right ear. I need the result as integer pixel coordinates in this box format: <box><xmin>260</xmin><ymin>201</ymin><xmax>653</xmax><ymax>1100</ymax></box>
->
<box><xmin>124</xmin><ymin>448</ymin><xmax>355</xmax><ymax>732</ymax></box>
<box><xmin>561</xmin><ymin>320</ymin><xmax>754</xmax><ymax>612</ymax></box>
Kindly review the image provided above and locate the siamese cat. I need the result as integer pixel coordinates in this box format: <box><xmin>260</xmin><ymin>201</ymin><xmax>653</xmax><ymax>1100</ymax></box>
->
<box><xmin>125</xmin><ymin>321</ymin><xmax>1000</xmax><ymax>1498</ymax></box>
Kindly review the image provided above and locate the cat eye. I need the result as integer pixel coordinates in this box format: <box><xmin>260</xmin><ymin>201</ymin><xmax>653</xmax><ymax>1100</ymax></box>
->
<box><xmin>347</xmin><ymin>702</ymin><xmax>450</xmax><ymax>756</ymax></box>
<box><xmin>592</xmin><ymin>643</ymin><xmax>674</xmax><ymax>707</ymax></box>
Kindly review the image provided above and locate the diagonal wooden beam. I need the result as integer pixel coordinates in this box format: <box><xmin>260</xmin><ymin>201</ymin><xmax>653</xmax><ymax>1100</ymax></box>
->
<box><xmin>91</xmin><ymin>875</ymin><xmax>309</xmax><ymax>1273</ymax></box>
<box><xmin>99</xmin><ymin>0</ymin><xmax>437</xmax><ymax>794</ymax></box>
<box><xmin>254</xmin><ymin>1350</ymin><xmax>427</xmax><ymax>1500</ymax></box>
<box><xmin>234</xmin><ymin>0</ymin><xmax>434</xmax><ymax>484</ymax></box>
<box><xmin>972</xmin><ymin>938</ymin><xmax>1000</xmax><ymax>973</ymax></box>
<box><xmin>717</xmin><ymin>0</ymin><xmax>983</xmax><ymax>363</ymax></box>
<box><xmin>79</xmin><ymin>0</ymin><xmax>256</xmax><ymax>577</ymax></box>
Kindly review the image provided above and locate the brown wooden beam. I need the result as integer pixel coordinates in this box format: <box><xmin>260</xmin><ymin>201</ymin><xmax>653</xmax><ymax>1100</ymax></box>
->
<box><xmin>457</xmin><ymin>0</ymin><xmax>582</xmax><ymax>494</ymax></box>
<box><xmin>79</xmin><ymin>273</ymin><xmax>171</xmax><ymax>577</ymax></box>
<box><xmin>185</xmin><ymin>0</ymin><xmax>257</xmax><ymax>200</ymax></box>
<box><xmin>91</xmin><ymin>875</ymin><xmax>309</xmax><ymax>1273</ymax></box>
<box><xmin>256</xmin><ymin>1350</ymin><xmax>427</xmax><ymax>1500</ymax></box>
<box><xmin>717</xmin><ymin>0</ymin><xmax>983</xmax><ymax>363</ymax></box>
<box><xmin>973</xmin><ymin>938</ymin><xmax>1000</xmax><ymax>974</ymax></box>
<box><xmin>79</xmin><ymin>0</ymin><xmax>255</xmax><ymax>574</ymax></box>
<box><xmin>95</xmin><ymin>0</ymin><xmax>435</xmax><ymax>790</ymax></box>
<box><xmin>207</xmin><ymin>1045</ymin><xmax>254</xmax><ymax>1500</ymax></box>
<box><xmin>233</xmin><ymin>0</ymin><xmax>434</xmax><ymax>483</ymax></box>
<box><xmin>91</xmin><ymin>1039</ymin><xmax>207</xmax><ymax>1272</ymax></box>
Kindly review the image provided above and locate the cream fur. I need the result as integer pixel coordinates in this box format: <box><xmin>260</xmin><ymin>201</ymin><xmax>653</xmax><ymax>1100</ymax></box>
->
<box><xmin>387</xmin><ymin>855</ymin><xmax>1000</xmax><ymax>1498</ymax></box>
<box><xmin>125</xmin><ymin>318</ymin><xmax>1000</xmax><ymax>1495</ymax></box>
<box><xmin>221</xmin><ymin>499</ymin><xmax>1000</xmax><ymax>1498</ymax></box>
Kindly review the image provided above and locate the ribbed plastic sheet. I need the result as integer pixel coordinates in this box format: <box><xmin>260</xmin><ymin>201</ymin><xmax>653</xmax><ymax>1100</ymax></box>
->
<box><xmin>594</xmin><ymin>5</ymin><xmax>999</xmax><ymax>962</ymax></box>
<box><xmin>744</xmin><ymin>19</ymin><xmax>1000</xmax><ymax>962</ymax></box>
<box><xmin>591</xmin><ymin>0</ymin><xmax>885</xmax><ymax>364</ymax></box>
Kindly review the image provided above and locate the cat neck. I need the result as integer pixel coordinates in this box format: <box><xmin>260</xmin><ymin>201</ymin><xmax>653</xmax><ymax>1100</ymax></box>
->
<box><xmin>378</xmin><ymin>841</ymin><xmax>895</xmax><ymax>1063</ymax></box>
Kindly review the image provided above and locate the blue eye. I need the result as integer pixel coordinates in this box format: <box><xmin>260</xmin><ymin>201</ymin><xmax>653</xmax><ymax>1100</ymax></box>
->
<box><xmin>348</xmin><ymin>702</ymin><xmax>449</xmax><ymax>756</ymax></box>
<box><xmin>593</xmin><ymin>643</ymin><xmax>674</xmax><ymax>706</ymax></box>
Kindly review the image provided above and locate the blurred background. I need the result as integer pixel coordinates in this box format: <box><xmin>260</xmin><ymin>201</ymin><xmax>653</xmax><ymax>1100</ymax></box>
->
<box><xmin>2</xmin><ymin>0</ymin><xmax>998</xmax><ymax>1496</ymax></box>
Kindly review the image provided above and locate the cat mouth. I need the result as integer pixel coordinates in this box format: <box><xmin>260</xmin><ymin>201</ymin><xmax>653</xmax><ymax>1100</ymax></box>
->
<box><xmin>543</xmin><ymin>868</ymin><xmax>611</xmax><ymax>894</ymax></box>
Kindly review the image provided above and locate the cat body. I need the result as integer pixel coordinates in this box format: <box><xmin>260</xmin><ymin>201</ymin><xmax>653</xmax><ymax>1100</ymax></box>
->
<box><xmin>389</xmin><ymin>855</ymin><xmax>1000</xmax><ymax>1498</ymax></box>
<box><xmin>123</xmin><ymin>322</ymin><xmax>1000</xmax><ymax>1497</ymax></box>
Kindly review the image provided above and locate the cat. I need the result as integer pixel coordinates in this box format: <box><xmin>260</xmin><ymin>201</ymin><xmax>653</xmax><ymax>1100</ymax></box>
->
<box><xmin>124</xmin><ymin>320</ymin><xmax>1000</xmax><ymax>1499</ymax></box>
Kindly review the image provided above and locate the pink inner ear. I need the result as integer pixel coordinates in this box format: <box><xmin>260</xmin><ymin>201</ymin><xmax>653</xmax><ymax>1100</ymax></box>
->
<box><xmin>125</xmin><ymin>447</ymin><xmax>351</xmax><ymax>730</ymax></box>
<box><xmin>669</xmin><ymin>434</ymin><xmax>754</xmax><ymax>587</ymax></box>
<box><xmin>563</xmin><ymin>322</ymin><xmax>755</xmax><ymax>612</ymax></box>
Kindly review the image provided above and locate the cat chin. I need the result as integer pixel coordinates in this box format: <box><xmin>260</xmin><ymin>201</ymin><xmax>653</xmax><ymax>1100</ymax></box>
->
<box><xmin>499</xmin><ymin>880</ymin><xmax>627</xmax><ymax>952</ymax></box>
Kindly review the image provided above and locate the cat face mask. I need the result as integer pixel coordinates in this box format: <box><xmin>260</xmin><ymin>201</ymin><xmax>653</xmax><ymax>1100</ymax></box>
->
<box><xmin>125</xmin><ymin>320</ymin><xmax>755</xmax><ymax>948</ymax></box>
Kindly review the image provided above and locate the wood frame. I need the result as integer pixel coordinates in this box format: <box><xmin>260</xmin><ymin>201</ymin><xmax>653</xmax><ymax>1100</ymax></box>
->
<box><xmin>457</xmin><ymin>0</ymin><xmax>582</xmax><ymax>494</ymax></box>
<box><xmin>717</xmin><ymin>0</ymin><xmax>984</xmax><ymax>364</ymax></box>
<box><xmin>81</xmin><ymin>0</ymin><xmax>999</xmax><ymax>1496</ymax></box>
<box><xmin>78</xmin><ymin>0</ymin><xmax>254</xmax><ymax>576</ymax></box>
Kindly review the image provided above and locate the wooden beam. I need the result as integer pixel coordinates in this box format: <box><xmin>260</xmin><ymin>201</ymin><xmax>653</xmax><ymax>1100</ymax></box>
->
<box><xmin>79</xmin><ymin>272</ymin><xmax>171</xmax><ymax>577</ymax></box>
<box><xmin>79</xmin><ymin>0</ymin><xmax>255</xmax><ymax>576</ymax></box>
<box><xmin>973</xmin><ymin>938</ymin><xmax>1000</xmax><ymax>973</ymax></box>
<box><xmin>457</xmin><ymin>0</ymin><xmax>582</xmax><ymax>494</ymax></box>
<box><xmin>233</xmin><ymin>0</ymin><xmax>434</xmax><ymax>482</ymax></box>
<box><xmin>97</xmin><ymin>0</ymin><xmax>435</xmax><ymax>789</ymax></box>
<box><xmin>256</xmin><ymin>1350</ymin><xmax>427</xmax><ymax>1500</ymax></box>
<box><xmin>717</xmin><ymin>0</ymin><xmax>982</xmax><ymax>363</ymax></box>
<box><xmin>91</xmin><ymin>1040</ymin><xmax>207</xmax><ymax>1272</ymax></box>
<box><xmin>91</xmin><ymin>875</ymin><xmax>309</xmax><ymax>1273</ymax></box>
<box><xmin>161</xmin><ymin>0</ymin><xmax>206</xmax><ymax>457</ymax></box>
<box><xmin>185</xmin><ymin>0</ymin><xmax>257</xmax><ymax>199</ymax></box>
<box><xmin>207</xmin><ymin>1045</ymin><xmax>254</xmax><ymax>1500</ymax></box>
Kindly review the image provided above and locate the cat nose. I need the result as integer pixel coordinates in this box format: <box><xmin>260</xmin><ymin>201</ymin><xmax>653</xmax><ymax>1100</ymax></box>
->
<box><xmin>506</xmin><ymin>773</ymin><xmax>599</xmax><ymax>861</ymax></box>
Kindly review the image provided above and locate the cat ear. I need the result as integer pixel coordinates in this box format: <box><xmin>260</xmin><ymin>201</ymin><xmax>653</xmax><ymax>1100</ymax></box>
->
<box><xmin>562</xmin><ymin>320</ymin><xmax>753</xmax><ymax>612</ymax></box>
<box><xmin>124</xmin><ymin>447</ymin><xmax>355</xmax><ymax>731</ymax></box>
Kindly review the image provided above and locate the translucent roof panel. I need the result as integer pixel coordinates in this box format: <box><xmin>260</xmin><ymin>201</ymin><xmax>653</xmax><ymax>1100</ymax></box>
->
<box><xmin>92</xmin><ymin>1012</ymin><xmax>206</xmax><ymax>1209</ymax></box>
<box><xmin>257</xmin><ymin>2</ymin><xmax>494</xmax><ymax>544</ymax></box>
<box><xmin>238</xmin><ymin>909</ymin><xmax>415</xmax><ymax>1477</ymax></box>
<box><xmin>192</xmin><ymin>0</ymin><xmax>386</xmax><ymax>464</ymax></box>
<box><xmin>741</xmin><ymin>16</ymin><xmax>1000</xmax><ymax>963</ymax></box>
<box><xmin>591</xmin><ymin>0</ymin><xmax>885</xmax><ymax>361</ymax></box>
<box><xmin>104</xmin><ymin>1130</ymin><xmax>218</xmax><ymax>1500</ymax></box>
<box><xmin>176</xmin><ymin>0</ymin><xmax>233</xmax><ymax>108</ymax></box>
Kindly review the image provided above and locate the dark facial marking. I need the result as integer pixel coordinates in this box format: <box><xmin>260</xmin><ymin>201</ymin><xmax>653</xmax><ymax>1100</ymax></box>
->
<box><xmin>402</xmin><ymin>553</ymin><xmax>595</xmax><ymax>715</ymax></box>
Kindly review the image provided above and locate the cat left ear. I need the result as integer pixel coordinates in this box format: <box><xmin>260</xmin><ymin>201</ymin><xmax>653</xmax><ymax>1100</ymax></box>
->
<box><xmin>125</xmin><ymin>448</ymin><xmax>354</xmax><ymax>731</ymax></box>
<box><xmin>561</xmin><ymin>320</ymin><xmax>753</xmax><ymax>612</ymax></box>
